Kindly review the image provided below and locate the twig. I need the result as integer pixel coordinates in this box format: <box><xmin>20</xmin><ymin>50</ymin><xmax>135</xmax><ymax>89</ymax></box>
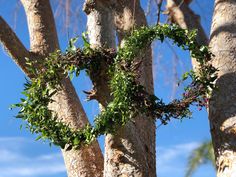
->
<box><xmin>156</xmin><ymin>0</ymin><xmax>163</xmax><ymax>24</ymax></box>
<box><xmin>146</xmin><ymin>0</ymin><xmax>152</xmax><ymax>16</ymax></box>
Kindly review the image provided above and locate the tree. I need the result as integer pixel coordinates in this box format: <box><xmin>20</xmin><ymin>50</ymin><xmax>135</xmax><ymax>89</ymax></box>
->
<box><xmin>1</xmin><ymin>0</ymin><xmax>155</xmax><ymax>176</ymax></box>
<box><xmin>1</xmin><ymin>1</ymin><xmax>103</xmax><ymax>176</ymax></box>
<box><xmin>0</xmin><ymin>1</ymin><xmax>235</xmax><ymax>177</ymax></box>
<box><xmin>185</xmin><ymin>141</ymin><xmax>215</xmax><ymax>177</ymax></box>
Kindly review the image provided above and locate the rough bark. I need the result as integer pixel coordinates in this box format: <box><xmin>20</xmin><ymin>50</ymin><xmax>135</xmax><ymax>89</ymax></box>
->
<box><xmin>103</xmin><ymin>1</ymin><xmax>156</xmax><ymax>176</ymax></box>
<box><xmin>20</xmin><ymin>1</ymin><xmax>104</xmax><ymax>177</ymax></box>
<box><xmin>209</xmin><ymin>0</ymin><xmax>236</xmax><ymax>176</ymax></box>
<box><xmin>21</xmin><ymin>0</ymin><xmax>59</xmax><ymax>54</ymax></box>
<box><xmin>83</xmin><ymin>0</ymin><xmax>156</xmax><ymax>176</ymax></box>
<box><xmin>83</xmin><ymin>0</ymin><xmax>116</xmax><ymax>105</ymax></box>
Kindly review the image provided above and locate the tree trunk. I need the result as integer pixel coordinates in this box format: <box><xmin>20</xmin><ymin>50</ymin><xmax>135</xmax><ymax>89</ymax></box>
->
<box><xmin>83</xmin><ymin>0</ymin><xmax>116</xmax><ymax>105</ymax></box>
<box><xmin>84</xmin><ymin>0</ymin><xmax>156</xmax><ymax>176</ymax></box>
<box><xmin>209</xmin><ymin>0</ymin><xmax>236</xmax><ymax>176</ymax></box>
<box><xmin>103</xmin><ymin>1</ymin><xmax>156</xmax><ymax>176</ymax></box>
<box><xmin>20</xmin><ymin>0</ymin><xmax>104</xmax><ymax>176</ymax></box>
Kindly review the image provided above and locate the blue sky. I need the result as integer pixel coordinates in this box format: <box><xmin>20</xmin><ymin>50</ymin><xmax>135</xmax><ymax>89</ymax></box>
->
<box><xmin>0</xmin><ymin>1</ymin><xmax>216</xmax><ymax>177</ymax></box>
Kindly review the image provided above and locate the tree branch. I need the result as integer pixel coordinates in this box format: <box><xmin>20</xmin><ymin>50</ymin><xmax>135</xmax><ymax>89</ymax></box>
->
<box><xmin>166</xmin><ymin>0</ymin><xmax>208</xmax><ymax>70</ymax></box>
<box><xmin>0</xmin><ymin>16</ymin><xmax>30</xmax><ymax>74</ymax></box>
<box><xmin>21</xmin><ymin>0</ymin><xmax>59</xmax><ymax>54</ymax></box>
<box><xmin>156</xmin><ymin>0</ymin><xmax>163</xmax><ymax>24</ymax></box>
<box><xmin>103</xmin><ymin>1</ymin><xmax>156</xmax><ymax>176</ymax></box>
<box><xmin>166</xmin><ymin>0</ymin><xmax>208</xmax><ymax>45</ymax></box>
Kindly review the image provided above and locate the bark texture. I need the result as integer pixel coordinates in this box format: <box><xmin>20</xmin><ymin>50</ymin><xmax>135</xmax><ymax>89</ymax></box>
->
<box><xmin>20</xmin><ymin>1</ymin><xmax>104</xmax><ymax>177</ymax></box>
<box><xmin>103</xmin><ymin>1</ymin><xmax>156</xmax><ymax>177</ymax></box>
<box><xmin>84</xmin><ymin>0</ymin><xmax>156</xmax><ymax>176</ymax></box>
<box><xmin>21</xmin><ymin>0</ymin><xmax>59</xmax><ymax>54</ymax></box>
<box><xmin>84</xmin><ymin>0</ymin><xmax>116</xmax><ymax>105</ymax></box>
<box><xmin>209</xmin><ymin>1</ymin><xmax>236</xmax><ymax>176</ymax></box>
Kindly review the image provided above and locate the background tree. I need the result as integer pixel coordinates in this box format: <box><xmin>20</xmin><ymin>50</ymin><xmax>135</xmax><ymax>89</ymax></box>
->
<box><xmin>185</xmin><ymin>141</ymin><xmax>215</xmax><ymax>177</ymax></box>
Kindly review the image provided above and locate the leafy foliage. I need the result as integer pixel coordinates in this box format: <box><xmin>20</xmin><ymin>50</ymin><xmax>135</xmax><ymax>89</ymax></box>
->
<box><xmin>13</xmin><ymin>24</ymin><xmax>218</xmax><ymax>150</ymax></box>
<box><xmin>185</xmin><ymin>141</ymin><xmax>215</xmax><ymax>177</ymax></box>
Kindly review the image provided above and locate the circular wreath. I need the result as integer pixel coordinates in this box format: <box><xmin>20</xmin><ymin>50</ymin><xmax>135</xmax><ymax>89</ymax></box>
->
<box><xmin>13</xmin><ymin>24</ymin><xmax>217</xmax><ymax>150</ymax></box>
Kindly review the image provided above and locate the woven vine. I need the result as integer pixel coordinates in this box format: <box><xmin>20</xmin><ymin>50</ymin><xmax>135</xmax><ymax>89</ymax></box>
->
<box><xmin>13</xmin><ymin>24</ymin><xmax>217</xmax><ymax>150</ymax></box>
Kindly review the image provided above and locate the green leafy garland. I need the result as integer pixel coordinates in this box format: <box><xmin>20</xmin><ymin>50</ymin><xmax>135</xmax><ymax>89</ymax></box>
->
<box><xmin>13</xmin><ymin>24</ymin><xmax>217</xmax><ymax>150</ymax></box>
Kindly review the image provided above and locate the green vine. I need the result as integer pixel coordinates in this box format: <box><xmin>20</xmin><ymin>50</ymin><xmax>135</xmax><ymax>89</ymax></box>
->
<box><xmin>12</xmin><ymin>24</ymin><xmax>217</xmax><ymax>150</ymax></box>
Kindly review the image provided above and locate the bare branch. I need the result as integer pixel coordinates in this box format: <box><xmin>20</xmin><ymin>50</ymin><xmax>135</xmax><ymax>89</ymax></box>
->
<box><xmin>13</xmin><ymin>0</ymin><xmax>21</xmax><ymax>30</ymax></box>
<box><xmin>166</xmin><ymin>0</ymin><xmax>208</xmax><ymax>70</ymax></box>
<box><xmin>65</xmin><ymin>0</ymin><xmax>71</xmax><ymax>31</ymax></box>
<box><xmin>156</xmin><ymin>0</ymin><xmax>163</xmax><ymax>24</ymax></box>
<box><xmin>146</xmin><ymin>0</ymin><xmax>152</xmax><ymax>16</ymax></box>
<box><xmin>166</xmin><ymin>0</ymin><xmax>208</xmax><ymax>45</ymax></box>
<box><xmin>0</xmin><ymin>16</ymin><xmax>30</xmax><ymax>74</ymax></box>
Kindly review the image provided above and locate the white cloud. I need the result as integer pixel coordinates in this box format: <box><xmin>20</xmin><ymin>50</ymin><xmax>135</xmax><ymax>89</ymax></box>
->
<box><xmin>0</xmin><ymin>137</ymin><xmax>214</xmax><ymax>177</ymax></box>
<box><xmin>0</xmin><ymin>149</ymin><xmax>24</xmax><ymax>162</ymax></box>
<box><xmin>157</xmin><ymin>142</ymin><xmax>200</xmax><ymax>162</ymax></box>
<box><xmin>0</xmin><ymin>137</ymin><xmax>66</xmax><ymax>177</ymax></box>
<box><xmin>0</xmin><ymin>137</ymin><xmax>26</xmax><ymax>142</ymax></box>
<box><xmin>156</xmin><ymin>142</ymin><xmax>201</xmax><ymax>177</ymax></box>
<box><xmin>0</xmin><ymin>164</ymin><xmax>65</xmax><ymax>177</ymax></box>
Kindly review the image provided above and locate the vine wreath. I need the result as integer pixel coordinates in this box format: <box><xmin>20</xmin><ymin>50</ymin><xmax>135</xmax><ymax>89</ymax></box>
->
<box><xmin>13</xmin><ymin>24</ymin><xmax>217</xmax><ymax>150</ymax></box>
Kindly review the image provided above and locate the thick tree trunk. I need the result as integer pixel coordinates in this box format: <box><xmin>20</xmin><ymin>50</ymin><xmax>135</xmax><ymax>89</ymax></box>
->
<box><xmin>20</xmin><ymin>0</ymin><xmax>104</xmax><ymax>177</ymax></box>
<box><xmin>84</xmin><ymin>0</ymin><xmax>156</xmax><ymax>176</ymax></box>
<box><xmin>103</xmin><ymin>1</ymin><xmax>156</xmax><ymax>177</ymax></box>
<box><xmin>209</xmin><ymin>0</ymin><xmax>236</xmax><ymax>176</ymax></box>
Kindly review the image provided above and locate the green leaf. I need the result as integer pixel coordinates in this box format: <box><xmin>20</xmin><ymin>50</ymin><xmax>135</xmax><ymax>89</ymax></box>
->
<box><xmin>185</xmin><ymin>141</ymin><xmax>215</xmax><ymax>177</ymax></box>
<box><xmin>182</xmin><ymin>72</ymin><xmax>189</xmax><ymax>81</ymax></box>
<box><xmin>73</xmin><ymin>137</ymin><xmax>80</xmax><ymax>145</ymax></box>
<box><xmin>75</xmin><ymin>69</ymin><xmax>80</xmax><ymax>77</ymax></box>
<box><xmin>35</xmin><ymin>136</ymin><xmax>42</xmax><ymax>141</ymax></box>
<box><xmin>82</xmin><ymin>32</ymin><xmax>90</xmax><ymax>48</ymax></box>
<box><xmin>15</xmin><ymin>114</ymin><xmax>24</xmax><ymax>118</ymax></box>
<box><xmin>69</xmin><ymin>72</ymin><xmax>74</xmax><ymax>80</ymax></box>
<box><xmin>67</xmin><ymin>36</ymin><xmax>78</xmax><ymax>53</ymax></box>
